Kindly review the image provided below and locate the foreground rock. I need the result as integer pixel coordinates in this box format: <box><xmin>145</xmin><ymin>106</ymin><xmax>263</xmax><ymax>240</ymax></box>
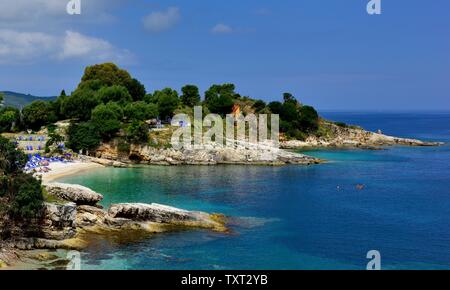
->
<box><xmin>108</xmin><ymin>203</ymin><xmax>225</xmax><ymax>230</ymax></box>
<box><xmin>0</xmin><ymin>248</ymin><xmax>20</xmax><ymax>268</ymax></box>
<box><xmin>282</xmin><ymin>121</ymin><xmax>444</xmax><ymax>149</ymax></box>
<box><xmin>45</xmin><ymin>183</ymin><xmax>104</xmax><ymax>206</ymax></box>
<box><xmin>1</xmin><ymin>183</ymin><xmax>227</xmax><ymax>266</ymax></box>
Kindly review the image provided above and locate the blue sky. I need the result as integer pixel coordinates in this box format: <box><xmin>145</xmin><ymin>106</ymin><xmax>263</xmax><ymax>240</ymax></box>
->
<box><xmin>0</xmin><ymin>0</ymin><xmax>449</xmax><ymax>111</ymax></box>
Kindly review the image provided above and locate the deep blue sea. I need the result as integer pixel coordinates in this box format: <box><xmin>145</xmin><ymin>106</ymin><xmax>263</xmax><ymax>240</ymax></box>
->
<box><xmin>59</xmin><ymin>112</ymin><xmax>450</xmax><ymax>270</ymax></box>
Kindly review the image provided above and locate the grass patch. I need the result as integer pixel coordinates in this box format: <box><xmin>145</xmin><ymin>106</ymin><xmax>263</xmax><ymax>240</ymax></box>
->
<box><xmin>42</xmin><ymin>188</ymin><xmax>66</xmax><ymax>205</ymax></box>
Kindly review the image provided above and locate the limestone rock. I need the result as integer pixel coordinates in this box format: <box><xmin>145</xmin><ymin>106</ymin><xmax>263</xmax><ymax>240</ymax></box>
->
<box><xmin>109</xmin><ymin>203</ymin><xmax>198</xmax><ymax>222</ymax></box>
<box><xmin>108</xmin><ymin>203</ymin><xmax>226</xmax><ymax>231</ymax></box>
<box><xmin>41</xmin><ymin>202</ymin><xmax>77</xmax><ymax>240</ymax></box>
<box><xmin>75</xmin><ymin>205</ymin><xmax>108</xmax><ymax>228</ymax></box>
<box><xmin>45</xmin><ymin>183</ymin><xmax>103</xmax><ymax>206</ymax></box>
<box><xmin>281</xmin><ymin>121</ymin><xmax>444</xmax><ymax>149</ymax></box>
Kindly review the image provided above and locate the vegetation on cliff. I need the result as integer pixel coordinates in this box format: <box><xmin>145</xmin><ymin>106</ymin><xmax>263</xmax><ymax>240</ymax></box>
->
<box><xmin>0</xmin><ymin>136</ymin><xmax>44</xmax><ymax>220</ymax></box>
<box><xmin>1</xmin><ymin>63</ymin><xmax>323</xmax><ymax>153</ymax></box>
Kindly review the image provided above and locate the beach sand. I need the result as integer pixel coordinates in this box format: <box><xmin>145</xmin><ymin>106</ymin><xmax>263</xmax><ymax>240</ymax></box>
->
<box><xmin>37</xmin><ymin>161</ymin><xmax>105</xmax><ymax>183</ymax></box>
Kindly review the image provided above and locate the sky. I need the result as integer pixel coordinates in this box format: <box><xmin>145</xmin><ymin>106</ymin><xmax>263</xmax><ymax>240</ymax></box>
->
<box><xmin>0</xmin><ymin>0</ymin><xmax>449</xmax><ymax>111</ymax></box>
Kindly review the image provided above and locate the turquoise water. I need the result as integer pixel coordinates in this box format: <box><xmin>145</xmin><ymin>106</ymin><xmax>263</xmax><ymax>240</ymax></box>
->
<box><xmin>58</xmin><ymin>112</ymin><xmax>450</xmax><ymax>270</ymax></box>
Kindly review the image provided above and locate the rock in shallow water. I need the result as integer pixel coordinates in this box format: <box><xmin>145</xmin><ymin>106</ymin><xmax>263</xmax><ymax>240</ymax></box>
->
<box><xmin>109</xmin><ymin>203</ymin><xmax>205</xmax><ymax>223</ymax></box>
<box><xmin>45</xmin><ymin>183</ymin><xmax>104</xmax><ymax>206</ymax></box>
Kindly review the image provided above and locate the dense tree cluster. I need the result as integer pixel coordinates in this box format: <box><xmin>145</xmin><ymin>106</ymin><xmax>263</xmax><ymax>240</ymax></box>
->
<box><xmin>1</xmin><ymin>63</ymin><xmax>321</xmax><ymax>152</ymax></box>
<box><xmin>0</xmin><ymin>136</ymin><xmax>43</xmax><ymax>219</ymax></box>
<box><xmin>268</xmin><ymin>95</ymin><xmax>319</xmax><ymax>139</ymax></box>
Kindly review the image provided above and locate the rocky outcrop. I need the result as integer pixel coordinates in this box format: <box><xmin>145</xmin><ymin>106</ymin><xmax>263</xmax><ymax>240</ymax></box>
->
<box><xmin>41</xmin><ymin>202</ymin><xmax>77</xmax><ymax>240</ymax></box>
<box><xmin>0</xmin><ymin>248</ymin><xmax>20</xmax><ymax>268</ymax></box>
<box><xmin>1</xmin><ymin>183</ymin><xmax>227</xmax><ymax>267</ymax></box>
<box><xmin>282</xmin><ymin>122</ymin><xmax>444</xmax><ymax>149</ymax></box>
<box><xmin>44</xmin><ymin>183</ymin><xmax>104</xmax><ymax>206</ymax></box>
<box><xmin>95</xmin><ymin>143</ymin><xmax>321</xmax><ymax>166</ymax></box>
<box><xmin>108</xmin><ymin>203</ymin><xmax>225</xmax><ymax>230</ymax></box>
<box><xmin>87</xmin><ymin>157</ymin><xmax>129</xmax><ymax>168</ymax></box>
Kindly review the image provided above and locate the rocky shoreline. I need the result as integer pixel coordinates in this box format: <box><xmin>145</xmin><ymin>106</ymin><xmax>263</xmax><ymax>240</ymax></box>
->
<box><xmin>93</xmin><ymin>143</ymin><xmax>323</xmax><ymax>166</ymax></box>
<box><xmin>281</xmin><ymin>122</ymin><xmax>444</xmax><ymax>149</ymax></box>
<box><xmin>0</xmin><ymin>182</ymin><xmax>227</xmax><ymax>269</ymax></box>
<box><xmin>88</xmin><ymin>123</ymin><xmax>443</xmax><ymax>167</ymax></box>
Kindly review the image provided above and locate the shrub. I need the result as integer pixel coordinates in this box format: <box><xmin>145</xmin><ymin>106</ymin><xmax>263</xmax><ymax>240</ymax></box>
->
<box><xmin>298</xmin><ymin>106</ymin><xmax>319</xmax><ymax>133</ymax></box>
<box><xmin>252</xmin><ymin>100</ymin><xmax>267</xmax><ymax>113</ymax></box>
<box><xmin>22</xmin><ymin>101</ymin><xmax>57</xmax><ymax>131</ymax></box>
<box><xmin>10</xmin><ymin>174</ymin><xmax>44</xmax><ymax>219</ymax></box>
<box><xmin>126</xmin><ymin>121</ymin><xmax>149</xmax><ymax>144</ymax></box>
<box><xmin>0</xmin><ymin>107</ymin><xmax>20</xmax><ymax>133</ymax></box>
<box><xmin>91</xmin><ymin>103</ymin><xmax>123</xmax><ymax>140</ymax></box>
<box><xmin>181</xmin><ymin>85</ymin><xmax>200</xmax><ymax>107</ymax></box>
<box><xmin>0</xmin><ymin>137</ymin><xmax>44</xmax><ymax>219</ymax></box>
<box><xmin>67</xmin><ymin>122</ymin><xmax>102</xmax><ymax>153</ymax></box>
<box><xmin>96</xmin><ymin>85</ymin><xmax>132</xmax><ymax>105</ymax></box>
<box><xmin>62</xmin><ymin>89</ymin><xmax>101</xmax><ymax>121</ymax></box>
<box><xmin>0</xmin><ymin>136</ymin><xmax>27</xmax><ymax>174</ymax></box>
<box><xmin>124</xmin><ymin>102</ymin><xmax>158</xmax><ymax>122</ymax></box>
<box><xmin>335</xmin><ymin>122</ymin><xmax>348</xmax><ymax>128</ymax></box>
<box><xmin>117</xmin><ymin>140</ymin><xmax>131</xmax><ymax>154</ymax></box>
<box><xmin>204</xmin><ymin>84</ymin><xmax>236</xmax><ymax>116</ymax></box>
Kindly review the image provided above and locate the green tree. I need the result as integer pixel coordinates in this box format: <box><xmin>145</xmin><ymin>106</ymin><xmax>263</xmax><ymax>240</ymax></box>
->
<box><xmin>22</xmin><ymin>101</ymin><xmax>57</xmax><ymax>131</ymax></box>
<box><xmin>45</xmin><ymin>132</ymin><xmax>65</xmax><ymax>153</ymax></box>
<box><xmin>180</xmin><ymin>85</ymin><xmax>200</xmax><ymax>107</ymax></box>
<box><xmin>0</xmin><ymin>136</ymin><xmax>43</xmax><ymax>219</ymax></box>
<box><xmin>0</xmin><ymin>107</ymin><xmax>20</xmax><ymax>132</ymax></box>
<box><xmin>66</xmin><ymin>122</ymin><xmax>101</xmax><ymax>153</ymax></box>
<box><xmin>52</xmin><ymin>91</ymin><xmax>69</xmax><ymax>120</ymax></box>
<box><xmin>76</xmin><ymin>79</ymin><xmax>105</xmax><ymax>92</ymax></box>
<box><xmin>91</xmin><ymin>103</ymin><xmax>123</xmax><ymax>140</ymax></box>
<box><xmin>61</xmin><ymin>89</ymin><xmax>101</xmax><ymax>121</ymax></box>
<box><xmin>80</xmin><ymin>63</ymin><xmax>133</xmax><ymax>88</ymax></box>
<box><xmin>268</xmin><ymin>101</ymin><xmax>283</xmax><ymax>115</ymax></box>
<box><xmin>280</xmin><ymin>102</ymin><xmax>299</xmax><ymax>122</ymax></box>
<box><xmin>126</xmin><ymin>78</ymin><xmax>146</xmax><ymax>102</ymax></box>
<box><xmin>126</xmin><ymin>121</ymin><xmax>149</xmax><ymax>144</ymax></box>
<box><xmin>124</xmin><ymin>102</ymin><xmax>158</xmax><ymax>122</ymax></box>
<box><xmin>144</xmin><ymin>93</ymin><xmax>158</xmax><ymax>104</ymax></box>
<box><xmin>151</xmin><ymin>88</ymin><xmax>179</xmax><ymax>120</ymax></box>
<box><xmin>252</xmin><ymin>100</ymin><xmax>267</xmax><ymax>113</ymax></box>
<box><xmin>204</xmin><ymin>84</ymin><xmax>237</xmax><ymax>116</ymax></box>
<box><xmin>0</xmin><ymin>136</ymin><xmax>27</xmax><ymax>174</ymax></box>
<box><xmin>298</xmin><ymin>105</ymin><xmax>319</xmax><ymax>132</ymax></box>
<box><xmin>96</xmin><ymin>85</ymin><xmax>132</xmax><ymax>105</ymax></box>
<box><xmin>283</xmin><ymin>92</ymin><xmax>297</xmax><ymax>104</ymax></box>
<box><xmin>11</xmin><ymin>174</ymin><xmax>43</xmax><ymax>218</ymax></box>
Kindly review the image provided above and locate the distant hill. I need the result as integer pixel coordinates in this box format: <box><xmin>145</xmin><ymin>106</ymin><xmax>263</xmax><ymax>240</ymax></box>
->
<box><xmin>0</xmin><ymin>91</ymin><xmax>57</xmax><ymax>109</ymax></box>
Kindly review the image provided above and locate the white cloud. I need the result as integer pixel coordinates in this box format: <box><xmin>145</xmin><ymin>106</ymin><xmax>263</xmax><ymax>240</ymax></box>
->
<box><xmin>0</xmin><ymin>0</ymin><xmax>64</xmax><ymax>20</ymax></box>
<box><xmin>211</xmin><ymin>24</ymin><xmax>233</xmax><ymax>34</ymax></box>
<box><xmin>0</xmin><ymin>29</ymin><xmax>132</xmax><ymax>64</ymax></box>
<box><xmin>0</xmin><ymin>0</ymin><xmax>127</xmax><ymax>27</ymax></box>
<box><xmin>143</xmin><ymin>7</ymin><xmax>181</xmax><ymax>33</ymax></box>
<box><xmin>59</xmin><ymin>30</ymin><xmax>131</xmax><ymax>62</ymax></box>
<box><xmin>0</xmin><ymin>29</ymin><xmax>58</xmax><ymax>63</ymax></box>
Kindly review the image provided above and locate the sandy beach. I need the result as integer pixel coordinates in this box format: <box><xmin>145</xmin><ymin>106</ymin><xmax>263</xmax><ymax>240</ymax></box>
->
<box><xmin>37</xmin><ymin>161</ymin><xmax>105</xmax><ymax>183</ymax></box>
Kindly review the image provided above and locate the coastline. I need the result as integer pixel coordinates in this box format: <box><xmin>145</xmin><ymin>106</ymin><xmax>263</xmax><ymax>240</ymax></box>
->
<box><xmin>37</xmin><ymin>161</ymin><xmax>105</xmax><ymax>183</ymax></box>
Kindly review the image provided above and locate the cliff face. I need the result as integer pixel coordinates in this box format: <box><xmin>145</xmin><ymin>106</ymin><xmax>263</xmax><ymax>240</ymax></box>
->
<box><xmin>281</xmin><ymin>122</ymin><xmax>443</xmax><ymax>149</ymax></box>
<box><xmin>94</xmin><ymin>142</ymin><xmax>321</xmax><ymax>166</ymax></box>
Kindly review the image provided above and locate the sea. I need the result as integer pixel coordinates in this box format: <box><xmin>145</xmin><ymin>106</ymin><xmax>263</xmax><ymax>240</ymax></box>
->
<box><xmin>58</xmin><ymin>112</ymin><xmax>450</xmax><ymax>270</ymax></box>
